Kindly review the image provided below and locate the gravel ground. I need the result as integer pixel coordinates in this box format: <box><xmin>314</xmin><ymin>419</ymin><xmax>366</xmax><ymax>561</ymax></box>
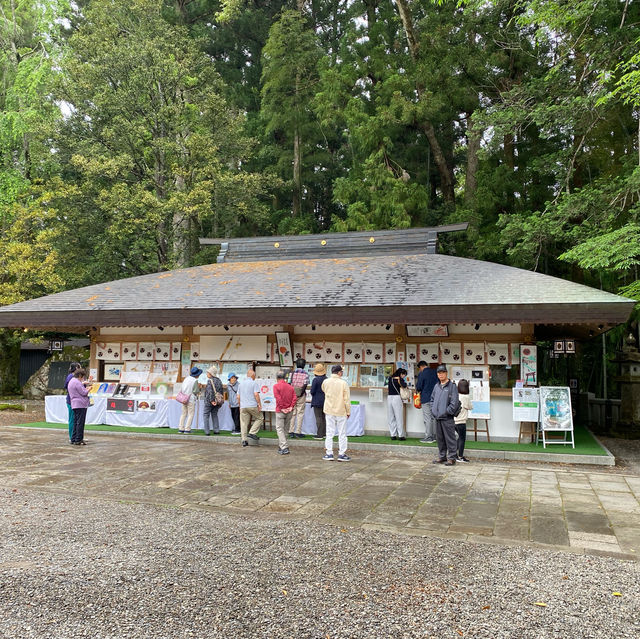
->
<box><xmin>0</xmin><ymin>487</ymin><xmax>638</xmax><ymax>639</ymax></box>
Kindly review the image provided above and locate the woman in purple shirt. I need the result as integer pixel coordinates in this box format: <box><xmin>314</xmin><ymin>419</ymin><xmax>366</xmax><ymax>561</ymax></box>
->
<box><xmin>64</xmin><ymin>362</ymin><xmax>81</xmax><ymax>443</ymax></box>
<box><xmin>67</xmin><ymin>367</ymin><xmax>91</xmax><ymax>446</ymax></box>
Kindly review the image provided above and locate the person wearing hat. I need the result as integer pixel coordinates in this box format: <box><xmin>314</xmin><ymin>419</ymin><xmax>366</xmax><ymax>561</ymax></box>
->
<box><xmin>429</xmin><ymin>364</ymin><xmax>460</xmax><ymax>465</ymax></box>
<box><xmin>226</xmin><ymin>373</ymin><xmax>241</xmax><ymax>434</ymax></box>
<box><xmin>310</xmin><ymin>363</ymin><xmax>327</xmax><ymax>440</ymax></box>
<box><xmin>203</xmin><ymin>365</ymin><xmax>224</xmax><ymax>435</ymax></box>
<box><xmin>321</xmin><ymin>364</ymin><xmax>351</xmax><ymax>462</ymax></box>
<box><xmin>178</xmin><ymin>366</ymin><xmax>203</xmax><ymax>434</ymax></box>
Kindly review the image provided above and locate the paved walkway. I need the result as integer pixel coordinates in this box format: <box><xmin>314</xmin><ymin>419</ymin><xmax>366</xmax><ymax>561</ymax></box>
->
<box><xmin>1</xmin><ymin>428</ymin><xmax>639</xmax><ymax>560</ymax></box>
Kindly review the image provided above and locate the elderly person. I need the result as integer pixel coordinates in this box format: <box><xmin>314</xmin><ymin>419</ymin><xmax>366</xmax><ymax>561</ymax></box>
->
<box><xmin>321</xmin><ymin>364</ymin><xmax>351</xmax><ymax>462</ymax></box>
<box><xmin>178</xmin><ymin>366</ymin><xmax>202</xmax><ymax>434</ymax></box>
<box><xmin>430</xmin><ymin>364</ymin><xmax>460</xmax><ymax>466</ymax></box>
<box><xmin>226</xmin><ymin>373</ymin><xmax>241</xmax><ymax>434</ymax></box>
<box><xmin>273</xmin><ymin>370</ymin><xmax>297</xmax><ymax>455</ymax></box>
<box><xmin>64</xmin><ymin>362</ymin><xmax>81</xmax><ymax>443</ymax></box>
<box><xmin>68</xmin><ymin>367</ymin><xmax>92</xmax><ymax>446</ymax></box>
<box><xmin>203</xmin><ymin>365</ymin><xmax>224</xmax><ymax>435</ymax></box>
<box><xmin>289</xmin><ymin>357</ymin><xmax>309</xmax><ymax>439</ymax></box>
<box><xmin>238</xmin><ymin>367</ymin><xmax>263</xmax><ymax>447</ymax></box>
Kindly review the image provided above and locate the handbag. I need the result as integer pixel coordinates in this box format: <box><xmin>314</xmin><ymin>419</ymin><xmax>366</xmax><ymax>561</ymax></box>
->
<box><xmin>413</xmin><ymin>392</ymin><xmax>422</xmax><ymax>409</ymax></box>
<box><xmin>400</xmin><ymin>386</ymin><xmax>412</xmax><ymax>402</ymax></box>
<box><xmin>176</xmin><ymin>390</ymin><xmax>191</xmax><ymax>405</ymax></box>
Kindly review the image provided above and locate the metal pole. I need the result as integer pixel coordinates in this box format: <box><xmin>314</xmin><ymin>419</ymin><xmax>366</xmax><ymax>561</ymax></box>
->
<box><xmin>602</xmin><ymin>332</ymin><xmax>607</xmax><ymax>400</ymax></box>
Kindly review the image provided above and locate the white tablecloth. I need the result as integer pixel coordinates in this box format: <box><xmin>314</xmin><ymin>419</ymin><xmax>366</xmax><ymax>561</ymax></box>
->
<box><xmin>45</xmin><ymin>395</ymin><xmax>107</xmax><ymax>425</ymax></box>
<box><xmin>301</xmin><ymin>404</ymin><xmax>365</xmax><ymax>436</ymax></box>
<box><xmin>44</xmin><ymin>396</ymin><xmax>364</xmax><ymax>435</ymax></box>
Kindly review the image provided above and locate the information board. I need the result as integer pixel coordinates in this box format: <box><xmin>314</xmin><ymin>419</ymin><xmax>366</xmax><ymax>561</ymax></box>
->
<box><xmin>512</xmin><ymin>387</ymin><xmax>539</xmax><ymax>422</ymax></box>
<box><xmin>539</xmin><ymin>386</ymin><xmax>573</xmax><ymax>431</ymax></box>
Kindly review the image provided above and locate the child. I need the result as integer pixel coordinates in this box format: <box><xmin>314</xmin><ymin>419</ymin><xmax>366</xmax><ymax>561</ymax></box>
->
<box><xmin>455</xmin><ymin>379</ymin><xmax>473</xmax><ymax>463</ymax></box>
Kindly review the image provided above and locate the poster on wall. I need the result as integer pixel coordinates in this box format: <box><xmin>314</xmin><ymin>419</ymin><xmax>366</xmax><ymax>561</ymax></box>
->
<box><xmin>257</xmin><ymin>378</ymin><xmax>276</xmax><ymax>412</ymax></box>
<box><xmin>469</xmin><ymin>381</ymin><xmax>491</xmax><ymax>419</ymax></box>
<box><xmin>103</xmin><ymin>362</ymin><xmax>124</xmax><ymax>382</ymax></box>
<box><xmin>512</xmin><ymin>387</ymin><xmax>539</xmax><ymax>422</ymax></box>
<box><xmin>406</xmin><ymin>325</ymin><xmax>448</xmax><ymax>337</ymax></box>
<box><xmin>520</xmin><ymin>344</ymin><xmax>537</xmax><ymax>385</ymax></box>
<box><xmin>510</xmin><ymin>343</ymin><xmax>520</xmax><ymax>366</ymax></box>
<box><xmin>369</xmin><ymin>388</ymin><xmax>384</xmax><ymax>402</ymax></box>
<box><xmin>276</xmin><ymin>332</ymin><xmax>293</xmax><ymax>367</ymax></box>
<box><xmin>149</xmin><ymin>362</ymin><xmax>179</xmax><ymax>384</ymax></box>
<box><xmin>539</xmin><ymin>386</ymin><xmax>573</xmax><ymax>431</ymax></box>
<box><xmin>120</xmin><ymin>361</ymin><xmax>151</xmax><ymax>384</ymax></box>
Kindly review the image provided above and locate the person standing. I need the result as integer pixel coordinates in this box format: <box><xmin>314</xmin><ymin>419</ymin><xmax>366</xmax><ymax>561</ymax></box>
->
<box><xmin>64</xmin><ymin>362</ymin><xmax>81</xmax><ymax>443</ymax></box>
<box><xmin>68</xmin><ymin>367</ymin><xmax>91</xmax><ymax>446</ymax></box>
<box><xmin>430</xmin><ymin>364</ymin><xmax>459</xmax><ymax>466</ymax></box>
<box><xmin>310</xmin><ymin>363</ymin><xmax>327</xmax><ymax>440</ymax></box>
<box><xmin>321</xmin><ymin>365</ymin><xmax>351</xmax><ymax>462</ymax></box>
<box><xmin>178</xmin><ymin>366</ymin><xmax>202</xmax><ymax>434</ymax></box>
<box><xmin>273</xmin><ymin>370</ymin><xmax>296</xmax><ymax>455</ymax></box>
<box><xmin>289</xmin><ymin>357</ymin><xmax>309</xmax><ymax>438</ymax></box>
<box><xmin>387</xmin><ymin>368</ymin><xmax>408</xmax><ymax>440</ymax></box>
<box><xmin>238</xmin><ymin>367</ymin><xmax>263</xmax><ymax>447</ymax></box>
<box><xmin>415</xmin><ymin>361</ymin><xmax>438</xmax><ymax>443</ymax></box>
<box><xmin>454</xmin><ymin>379</ymin><xmax>473</xmax><ymax>463</ymax></box>
<box><xmin>226</xmin><ymin>373</ymin><xmax>241</xmax><ymax>434</ymax></box>
<box><xmin>203</xmin><ymin>365</ymin><xmax>223</xmax><ymax>435</ymax></box>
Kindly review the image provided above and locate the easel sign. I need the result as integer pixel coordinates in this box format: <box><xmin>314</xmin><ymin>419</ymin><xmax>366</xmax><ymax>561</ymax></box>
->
<box><xmin>512</xmin><ymin>387</ymin><xmax>539</xmax><ymax>422</ymax></box>
<box><xmin>539</xmin><ymin>386</ymin><xmax>574</xmax><ymax>448</ymax></box>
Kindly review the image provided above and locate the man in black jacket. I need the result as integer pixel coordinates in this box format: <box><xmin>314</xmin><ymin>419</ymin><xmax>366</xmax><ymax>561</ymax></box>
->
<box><xmin>429</xmin><ymin>364</ymin><xmax>459</xmax><ymax>466</ymax></box>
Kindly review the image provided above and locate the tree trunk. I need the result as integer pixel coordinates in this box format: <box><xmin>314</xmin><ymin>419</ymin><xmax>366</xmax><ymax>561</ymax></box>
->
<box><xmin>465</xmin><ymin>114</ymin><xmax>481</xmax><ymax>208</ymax></box>
<box><xmin>0</xmin><ymin>330</ymin><xmax>20</xmax><ymax>395</ymax></box>
<box><xmin>292</xmin><ymin>122</ymin><xmax>302</xmax><ymax>217</ymax></box>
<box><xmin>394</xmin><ymin>0</ymin><xmax>455</xmax><ymax>205</ymax></box>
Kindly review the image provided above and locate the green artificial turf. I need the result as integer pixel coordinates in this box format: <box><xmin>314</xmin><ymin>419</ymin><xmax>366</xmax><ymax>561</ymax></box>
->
<box><xmin>10</xmin><ymin>421</ymin><xmax>607</xmax><ymax>455</ymax></box>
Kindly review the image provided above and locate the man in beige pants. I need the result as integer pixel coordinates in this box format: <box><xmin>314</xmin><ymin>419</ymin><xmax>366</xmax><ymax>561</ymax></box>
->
<box><xmin>238</xmin><ymin>367</ymin><xmax>264</xmax><ymax>447</ymax></box>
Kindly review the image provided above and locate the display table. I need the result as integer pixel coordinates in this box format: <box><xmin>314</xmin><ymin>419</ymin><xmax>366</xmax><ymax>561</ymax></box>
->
<box><xmin>44</xmin><ymin>396</ymin><xmax>364</xmax><ymax>435</ymax></box>
<box><xmin>45</xmin><ymin>395</ymin><xmax>236</xmax><ymax>430</ymax></box>
<box><xmin>300</xmin><ymin>404</ymin><xmax>365</xmax><ymax>436</ymax></box>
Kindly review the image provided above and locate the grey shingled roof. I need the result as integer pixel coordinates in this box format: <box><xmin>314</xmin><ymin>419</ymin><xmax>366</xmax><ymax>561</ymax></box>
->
<box><xmin>0</xmin><ymin>253</ymin><xmax>633</xmax><ymax>328</ymax></box>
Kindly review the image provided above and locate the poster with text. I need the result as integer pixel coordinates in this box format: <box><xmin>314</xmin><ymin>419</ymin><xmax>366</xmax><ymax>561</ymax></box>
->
<box><xmin>257</xmin><ymin>378</ymin><xmax>276</xmax><ymax>412</ymax></box>
<box><xmin>469</xmin><ymin>381</ymin><xmax>491</xmax><ymax>419</ymax></box>
<box><xmin>276</xmin><ymin>332</ymin><xmax>293</xmax><ymax>367</ymax></box>
<box><xmin>539</xmin><ymin>386</ymin><xmax>573</xmax><ymax>431</ymax></box>
<box><xmin>512</xmin><ymin>387</ymin><xmax>539</xmax><ymax>422</ymax></box>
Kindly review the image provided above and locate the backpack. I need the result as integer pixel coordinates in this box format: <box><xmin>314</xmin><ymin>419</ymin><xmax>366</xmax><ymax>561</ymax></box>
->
<box><xmin>448</xmin><ymin>382</ymin><xmax>462</xmax><ymax>417</ymax></box>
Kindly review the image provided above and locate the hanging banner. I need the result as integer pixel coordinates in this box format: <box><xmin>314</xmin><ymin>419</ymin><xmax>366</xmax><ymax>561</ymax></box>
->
<box><xmin>276</xmin><ymin>332</ymin><xmax>294</xmax><ymax>367</ymax></box>
<box><xmin>344</xmin><ymin>343</ymin><xmax>363</xmax><ymax>363</ymax></box>
<box><xmin>97</xmin><ymin>342</ymin><xmax>122</xmax><ymax>361</ymax></box>
<box><xmin>324</xmin><ymin>342</ymin><xmax>343</xmax><ymax>363</ymax></box>
<box><xmin>305</xmin><ymin>341</ymin><xmax>326</xmax><ymax>362</ymax></box>
<box><xmin>487</xmin><ymin>343</ymin><xmax>509</xmax><ymax>365</ymax></box>
<box><xmin>463</xmin><ymin>343</ymin><xmax>486</xmax><ymax>365</ymax></box>
<box><xmin>154</xmin><ymin>342</ymin><xmax>171</xmax><ymax>361</ymax></box>
<box><xmin>419</xmin><ymin>343</ymin><xmax>440</xmax><ymax>364</ymax></box>
<box><xmin>293</xmin><ymin>342</ymin><xmax>304</xmax><ymax>361</ymax></box>
<box><xmin>363</xmin><ymin>343</ymin><xmax>384</xmax><ymax>363</ymax></box>
<box><xmin>440</xmin><ymin>343</ymin><xmax>462</xmax><ymax>364</ymax></box>
<box><xmin>384</xmin><ymin>342</ymin><xmax>398</xmax><ymax>364</ymax></box>
<box><xmin>520</xmin><ymin>344</ymin><xmax>537</xmax><ymax>385</ymax></box>
<box><xmin>170</xmin><ymin>342</ymin><xmax>182</xmax><ymax>361</ymax></box>
<box><xmin>121</xmin><ymin>343</ymin><xmax>138</xmax><ymax>361</ymax></box>
<box><xmin>137</xmin><ymin>342</ymin><xmax>154</xmax><ymax>360</ymax></box>
<box><xmin>404</xmin><ymin>343</ymin><xmax>417</xmax><ymax>364</ymax></box>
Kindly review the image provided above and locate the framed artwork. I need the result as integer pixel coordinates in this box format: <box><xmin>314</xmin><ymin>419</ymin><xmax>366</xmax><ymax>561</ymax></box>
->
<box><xmin>406</xmin><ymin>325</ymin><xmax>449</xmax><ymax>337</ymax></box>
<box><xmin>103</xmin><ymin>362</ymin><xmax>124</xmax><ymax>381</ymax></box>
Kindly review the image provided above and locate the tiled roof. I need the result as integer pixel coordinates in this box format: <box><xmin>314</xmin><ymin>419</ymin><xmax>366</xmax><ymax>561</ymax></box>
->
<box><xmin>0</xmin><ymin>253</ymin><xmax>633</xmax><ymax>328</ymax></box>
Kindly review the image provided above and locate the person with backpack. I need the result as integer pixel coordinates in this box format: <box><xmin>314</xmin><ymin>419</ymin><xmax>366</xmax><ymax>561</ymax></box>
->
<box><xmin>429</xmin><ymin>364</ymin><xmax>460</xmax><ymax>466</ymax></box>
<box><xmin>288</xmin><ymin>357</ymin><xmax>309</xmax><ymax>439</ymax></box>
<box><xmin>203</xmin><ymin>365</ymin><xmax>224</xmax><ymax>435</ymax></box>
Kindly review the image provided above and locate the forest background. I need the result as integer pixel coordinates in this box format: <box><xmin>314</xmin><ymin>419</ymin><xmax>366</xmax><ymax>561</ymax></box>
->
<box><xmin>1</xmin><ymin>0</ymin><xmax>640</xmax><ymax>398</ymax></box>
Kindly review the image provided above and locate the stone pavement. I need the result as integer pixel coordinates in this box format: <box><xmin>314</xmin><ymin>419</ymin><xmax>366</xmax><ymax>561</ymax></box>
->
<box><xmin>1</xmin><ymin>428</ymin><xmax>638</xmax><ymax>560</ymax></box>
